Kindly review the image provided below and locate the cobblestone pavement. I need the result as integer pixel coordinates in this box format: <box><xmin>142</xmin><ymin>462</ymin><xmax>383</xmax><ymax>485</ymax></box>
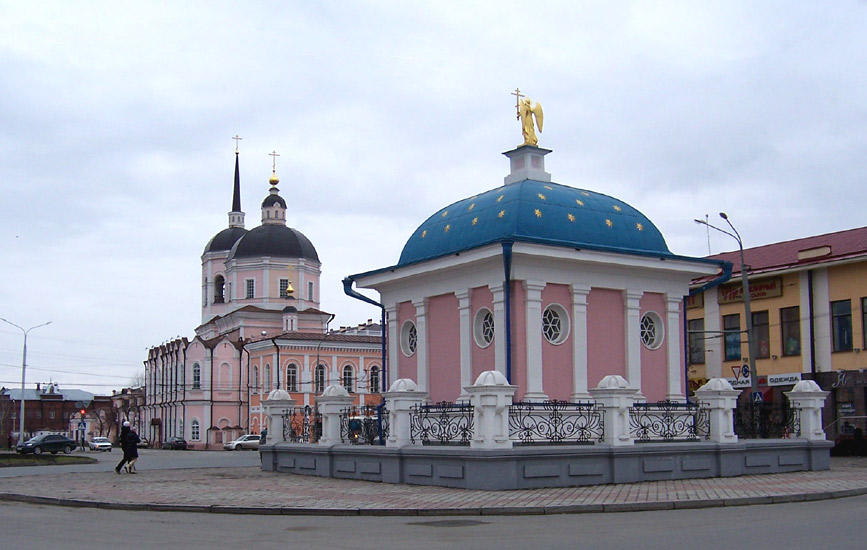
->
<box><xmin>1</xmin><ymin>456</ymin><xmax>866</xmax><ymax>516</ymax></box>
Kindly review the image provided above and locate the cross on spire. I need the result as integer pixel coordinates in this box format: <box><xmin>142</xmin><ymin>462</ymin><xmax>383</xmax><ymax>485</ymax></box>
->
<box><xmin>269</xmin><ymin>150</ymin><xmax>280</xmax><ymax>173</ymax></box>
<box><xmin>232</xmin><ymin>134</ymin><xmax>243</xmax><ymax>153</ymax></box>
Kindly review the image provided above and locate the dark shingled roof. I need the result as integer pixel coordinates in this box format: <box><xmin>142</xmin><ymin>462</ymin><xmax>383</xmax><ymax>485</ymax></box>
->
<box><xmin>203</xmin><ymin>226</ymin><xmax>248</xmax><ymax>254</ymax></box>
<box><xmin>228</xmin><ymin>225</ymin><xmax>319</xmax><ymax>261</ymax></box>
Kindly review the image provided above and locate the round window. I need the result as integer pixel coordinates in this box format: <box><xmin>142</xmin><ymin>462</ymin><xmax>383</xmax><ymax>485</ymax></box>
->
<box><xmin>640</xmin><ymin>312</ymin><xmax>664</xmax><ymax>350</ymax></box>
<box><xmin>542</xmin><ymin>304</ymin><xmax>570</xmax><ymax>345</ymax></box>
<box><xmin>400</xmin><ymin>321</ymin><xmax>418</xmax><ymax>357</ymax></box>
<box><xmin>473</xmin><ymin>308</ymin><xmax>495</xmax><ymax>348</ymax></box>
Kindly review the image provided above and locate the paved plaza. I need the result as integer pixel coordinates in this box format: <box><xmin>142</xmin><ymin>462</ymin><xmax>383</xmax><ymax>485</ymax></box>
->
<box><xmin>1</xmin><ymin>453</ymin><xmax>866</xmax><ymax>516</ymax></box>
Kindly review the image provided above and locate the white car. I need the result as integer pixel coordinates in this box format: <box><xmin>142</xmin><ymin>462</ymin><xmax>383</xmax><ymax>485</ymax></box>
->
<box><xmin>223</xmin><ymin>434</ymin><xmax>260</xmax><ymax>451</ymax></box>
<box><xmin>88</xmin><ymin>437</ymin><xmax>112</xmax><ymax>452</ymax></box>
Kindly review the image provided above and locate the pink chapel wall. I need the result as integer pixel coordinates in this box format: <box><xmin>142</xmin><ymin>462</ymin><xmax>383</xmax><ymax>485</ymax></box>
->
<box><xmin>470</xmin><ymin>286</ymin><xmax>495</xmax><ymax>383</ymax></box>
<box><xmin>639</xmin><ymin>293</ymin><xmax>672</xmax><ymax>401</ymax></box>
<box><xmin>397</xmin><ymin>301</ymin><xmax>418</xmax><ymax>384</ymax></box>
<box><xmin>510</xmin><ymin>281</ymin><xmax>529</xmax><ymax>401</ymax></box>
<box><xmin>426</xmin><ymin>293</ymin><xmax>461</xmax><ymax>403</ymax></box>
<box><xmin>541</xmin><ymin>283</ymin><xmax>574</xmax><ymax>401</ymax></box>
<box><xmin>586</xmin><ymin>288</ymin><xmax>626</xmax><ymax>388</ymax></box>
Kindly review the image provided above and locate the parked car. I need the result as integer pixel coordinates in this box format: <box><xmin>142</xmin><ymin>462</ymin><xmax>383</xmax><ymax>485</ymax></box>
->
<box><xmin>17</xmin><ymin>434</ymin><xmax>77</xmax><ymax>455</ymax></box>
<box><xmin>137</xmin><ymin>437</ymin><xmax>149</xmax><ymax>449</ymax></box>
<box><xmin>88</xmin><ymin>436</ymin><xmax>113</xmax><ymax>452</ymax></box>
<box><xmin>223</xmin><ymin>434</ymin><xmax>260</xmax><ymax>451</ymax></box>
<box><xmin>161</xmin><ymin>437</ymin><xmax>188</xmax><ymax>450</ymax></box>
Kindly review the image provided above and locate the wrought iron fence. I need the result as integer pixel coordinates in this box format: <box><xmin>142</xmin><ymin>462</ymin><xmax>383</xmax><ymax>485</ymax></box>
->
<box><xmin>339</xmin><ymin>404</ymin><xmax>389</xmax><ymax>445</ymax></box>
<box><xmin>734</xmin><ymin>402</ymin><xmax>800</xmax><ymax>439</ymax></box>
<box><xmin>509</xmin><ymin>400</ymin><xmax>603</xmax><ymax>445</ymax></box>
<box><xmin>629</xmin><ymin>401</ymin><xmax>709</xmax><ymax>442</ymax></box>
<box><xmin>410</xmin><ymin>401</ymin><xmax>473</xmax><ymax>446</ymax></box>
<box><xmin>281</xmin><ymin>405</ymin><xmax>321</xmax><ymax>443</ymax></box>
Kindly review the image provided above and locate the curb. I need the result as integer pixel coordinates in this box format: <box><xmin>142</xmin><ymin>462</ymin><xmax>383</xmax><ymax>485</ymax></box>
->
<box><xmin>3</xmin><ymin>486</ymin><xmax>867</xmax><ymax>516</ymax></box>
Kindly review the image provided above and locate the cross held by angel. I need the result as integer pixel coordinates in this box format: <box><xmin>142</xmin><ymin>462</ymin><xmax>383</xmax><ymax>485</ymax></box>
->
<box><xmin>513</xmin><ymin>88</ymin><xmax>544</xmax><ymax>147</ymax></box>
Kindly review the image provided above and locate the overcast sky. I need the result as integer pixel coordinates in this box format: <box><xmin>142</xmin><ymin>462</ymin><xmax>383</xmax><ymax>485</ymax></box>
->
<box><xmin>2</xmin><ymin>1</ymin><xmax>865</xmax><ymax>395</ymax></box>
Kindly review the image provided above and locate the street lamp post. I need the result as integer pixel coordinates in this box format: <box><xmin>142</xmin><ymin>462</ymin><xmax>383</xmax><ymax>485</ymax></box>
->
<box><xmin>0</xmin><ymin>318</ymin><xmax>52</xmax><ymax>444</ymax></box>
<box><xmin>693</xmin><ymin>215</ymin><xmax>760</xmax><ymax>403</ymax></box>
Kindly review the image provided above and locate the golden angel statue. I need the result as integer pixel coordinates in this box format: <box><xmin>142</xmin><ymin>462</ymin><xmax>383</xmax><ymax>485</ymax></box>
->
<box><xmin>518</xmin><ymin>97</ymin><xmax>543</xmax><ymax>146</ymax></box>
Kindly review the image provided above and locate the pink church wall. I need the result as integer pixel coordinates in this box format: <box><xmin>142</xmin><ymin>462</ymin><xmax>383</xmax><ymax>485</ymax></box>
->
<box><xmin>470</xmin><ymin>286</ymin><xmax>495</xmax><ymax>382</ymax></box>
<box><xmin>639</xmin><ymin>293</ymin><xmax>669</xmax><ymax>401</ymax></box>
<box><xmin>510</xmin><ymin>281</ymin><xmax>528</xmax><ymax>400</ymax></box>
<box><xmin>427</xmin><ymin>293</ymin><xmax>461</xmax><ymax>402</ymax></box>
<box><xmin>542</xmin><ymin>284</ymin><xmax>574</xmax><ymax>401</ymax></box>
<box><xmin>397</xmin><ymin>301</ymin><xmax>418</xmax><ymax>384</ymax></box>
<box><xmin>587</xmin><ymin>289</ymin><xmax>626</xmax><ymax>388</ymax></box>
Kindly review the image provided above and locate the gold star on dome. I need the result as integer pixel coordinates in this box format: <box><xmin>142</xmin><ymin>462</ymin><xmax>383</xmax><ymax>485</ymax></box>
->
<box><xmin>441</xmin><ymin>211</ymin><xmax>449</xmax><ymax>218</ymax></box>
<box><xmin>582</xmin><ymin>191</ymin><xmax>590</xmax><ymax>197</ymax></box>
<box><xmin>471</xmin><ymin>217</ymin><xmax>478</xmax><ymax>225</ymax></box>
<box><xmin>544</xmin><ymin>185</ymin><xmax>553</xmax><ymax>190</ymax></box>
<box><xmin>444</xmin><ymin>224</ymin><xmax>450</xmax><ymax>232</ymax></box>
<box><xmin>576</xmin><ymin>199</ymin><xmax>584</xmax><ymax>207</ymax></box>
<box><xmin>421</xmin><ymin>230</ymin><xmax>427</xmax><ymax>238</ymax></box>
<box><xmin>468</xmin><ymin>203</ymin><xmax>475</xmax><ymax>211</ymax></box>
<box><xmin>538</xmin><ymin>193</ymin><xmax>546</xmax><ymax>200</ymax></box>
<box><xmin>613</xmin><ymin>205</ymin><xmax>622</xmax><ymax>212</ymax></box>
<box><xmin>636</xmin><ymin>223</ymin><xmax>644</xmax><ymax>231</ymax></box>
<box><xmin>605</xmin><ymin>219</ymin><xmax>613</xmax><ymax>227</ymax></box>
<box><xmin>535</xmin><ymin>209</ymin><xmax>542</xmax><ymax>218</ymax></box>
<box><xmin>498</xmin><ymin>210</ymin><xmax>505</xmax><ymax>218</ymax></box>
<box><xmin>567</xmin><ymin>213</ymin><xmax>576</xmax><ymax>222</ymax></box>
<box><xmin>497</xmin><ymin>195</ymin><xmax>504</xmax><ymax>202</ymax></box>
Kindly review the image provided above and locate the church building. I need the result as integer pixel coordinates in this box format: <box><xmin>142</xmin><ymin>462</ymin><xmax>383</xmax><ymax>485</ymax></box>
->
<box><xmin>141</xmin><ymin>148</ymin><xmax>382</xmax><ymax>450</ymax></box>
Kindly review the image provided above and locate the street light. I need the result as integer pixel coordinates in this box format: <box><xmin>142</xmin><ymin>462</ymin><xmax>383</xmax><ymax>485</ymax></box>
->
<box><xmin>693</xmin><ymin>214</ymin><xmax>760</xmax><ymax>404</ymax></box>
<box><xmin>0</xmin><ymin>318</ymin><xmax>52</xmax><ymax>444</ymax></box>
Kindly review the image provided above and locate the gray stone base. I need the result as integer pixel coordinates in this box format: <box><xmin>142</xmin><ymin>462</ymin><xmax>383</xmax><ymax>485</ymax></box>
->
<box><xmin>260</xmin><ymin>439</ymin><xmax>833</xmax><ymax>491</ymax></box>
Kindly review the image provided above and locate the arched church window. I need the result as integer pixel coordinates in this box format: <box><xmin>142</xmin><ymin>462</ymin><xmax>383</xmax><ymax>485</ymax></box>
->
<box><xmin>191</xmin><ymin>419</ymin><xmax>200</xmax><ymax>441</ymax></box>
<box><xmin>315</xmin><ymin>364</ymin><xmax>326</xmax><ymax>394</ymax></box>
<box><xmin>542</xmin><ymin>304</ymin><xmax>570</xmax><ymax>345</ymax></box>
<box><xmin>369</xmin><ymin>366</ymin><xmax>380</xmax><ymax>393</ymax></box>
<box><xmin>342</xmin><ymin>365</ymin><xmax>354</xmax><ymax>393</ymax></box>
<box><xmin>640</xmin><ymin>312</ymin><xmax>665</xmax><ymax>350</ymax></box>
<box><xmin>192</xmin><ymin>363</ymin><xmax>201</xmax><ymax>389</ymax></box>
<box><xmin>473</xmin><ymin>308</ymin><xmax>495</xmax><ymax>348</ymax></box>
<box><xmin>252</xmin><ymin>366</ymin><xmax>259</xmax><ymax>392</ymax></box>
<box><xmin>265</xmin><ymin>364</ymin><xmax>271</xmax><ymax>392</ymax></box>
<box><xmin>214</xmin><ymin>275</ymin><xmax>225</xmax><ymax>304</ymax></box>
<box><xmin>400</xmin><ymin>321</ymin><xmax>417</xmax><ymax>357</ymax></box>
<box><xmin>286</xmin><ymin>364</ymin><xmax>297</xmax><ymax>392</ymax></box>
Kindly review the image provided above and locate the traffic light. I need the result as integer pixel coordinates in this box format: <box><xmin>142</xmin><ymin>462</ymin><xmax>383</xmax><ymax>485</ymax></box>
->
<box><xmin>80</xmin><ymin>409</ymin><xmax>86</xmax><ymax>416</ymax></box>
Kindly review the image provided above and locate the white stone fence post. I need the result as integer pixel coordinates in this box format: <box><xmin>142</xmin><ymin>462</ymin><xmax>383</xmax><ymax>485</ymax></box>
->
<box><xmin>466</xmin><ymin>371</ymin><xmax>517</xmax><ymax>449</ymax></box>
<box><xmin>382</xmin><ymin>379</ymin><xmax>428</xmax><ymax>447</ymax></box>
<box><xmin>261</xmin><ymin>389</ymin><xmax>296</xmax><ymax>444</ymax></box>
<box><xmin>694</xmin><ymin>378</ymin><xmax>740</xmax><ymax>443</ymax></box>
<box><xmin>315</xmin><ymin>384</ymin><xmax>356</xmax><ymax>445</ymax></box>
<box><xmin>588</xmin><ymin>375</ymin><xmax>642</xmax><ymax>446</ymax></box>
<box><xmin>785</xmin><ymin>380</ymin><xmax>830</xmax><ymax>440</ymax></box>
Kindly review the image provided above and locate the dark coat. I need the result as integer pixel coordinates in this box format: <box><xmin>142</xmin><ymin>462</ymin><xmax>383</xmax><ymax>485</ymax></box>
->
<box><xmin>122</xmin><ymin>429</ymin><xmax>140</xmax><ymax>458</ymax></box>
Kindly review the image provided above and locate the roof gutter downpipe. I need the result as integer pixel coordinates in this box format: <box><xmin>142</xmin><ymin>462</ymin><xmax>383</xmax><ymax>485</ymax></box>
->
<box><xmin>685</xmin><ymin>260</ymin><xmax>734</xmax><ymax>403</ymax></box>
<box><xmin>343</xmin><ymin>277</ymin><xmax>388</xmax><ymax>392</ymax></box>
<box><xmin>503</xmin><ymin>241</ymin><xmax>514</xmax><ymax>384</ymax></box>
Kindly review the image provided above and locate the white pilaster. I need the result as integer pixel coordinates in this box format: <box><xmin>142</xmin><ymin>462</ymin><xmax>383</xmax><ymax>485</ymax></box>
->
<box><xmin>386</xmin><ymin>305</ymin><xmax>399</xmax><ymax>386</ymax></box>
<box><xmin>666</xmin><ymin>296</ymin><xmax>685</xmax><ymax>401</ymax></box>
<box><xmin>489</xmin><ymin>283</ymin><xmax>507</xmax><ymax>378</ymax></box>
<box><xmin>413</xmin><ymin>299</ymin><xmax>429</xmax><ymax>393</ymax></box>
<box><xmin>623</xmin><ymin>290</ymin><xmax>643</xmax><ymax>390</ymax></box>
<box><xmin>523</xmin><ymin>280</ymin><xmax>548</xmax><ymax>400</ymax></box>
<box><xmin>570</xmin><ymin>284</ymin><xmax>591</xmax><ymax>401</ymax></box>
<box><xmin>456</xmin><ymin>290</ymin><xmax>472</xmax><ymax>401</ymax></box>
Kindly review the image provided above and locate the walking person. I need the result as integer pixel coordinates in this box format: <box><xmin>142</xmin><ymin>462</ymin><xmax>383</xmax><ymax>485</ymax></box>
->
<box><xmin>115</xmin><ymin>421</ymin><xmax>132</xmax><ymax>474</ymax></box>
<box><xmin>123</xmin><ymin>425</ymin><xmax>141</xmax><ymax>473</ymax></box>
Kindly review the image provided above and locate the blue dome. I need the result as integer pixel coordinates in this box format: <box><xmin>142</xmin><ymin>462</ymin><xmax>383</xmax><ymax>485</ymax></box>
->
<box><xmin>398</xmin><ymin>179</ymin><xmax>670</xmax><ymax>266</ymax></box>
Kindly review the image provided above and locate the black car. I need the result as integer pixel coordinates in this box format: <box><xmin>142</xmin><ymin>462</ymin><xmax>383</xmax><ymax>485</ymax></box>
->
<box><xmin>17</xmin><ymin>434</ymin><xmax>77</xmax><ymax>455</ymax></box>
<box><xmin>161</xmin><ymin>437</ymin><xmax>188</xmax><ymax>450</ymax></box>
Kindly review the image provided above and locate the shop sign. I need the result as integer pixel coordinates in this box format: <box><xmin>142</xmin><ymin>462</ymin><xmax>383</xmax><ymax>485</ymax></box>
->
<box><xmin>767</xmin><ymin>373</ymin><xmax>802</xmax><ymax>386</ymax></box>
<box><xmin>725</xmin><ymin>371</ymin><xmax>801</xmax><ymax>389</ymax></box>
<box><xmin>718</xmin><ymin>277</ymin><xmax>782</xmax><ymax>304</ymax></box>
<box><xmin>686</xmin><ymin>293</ymin><xmax>704</xmax><ymax>310</ymax></box>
